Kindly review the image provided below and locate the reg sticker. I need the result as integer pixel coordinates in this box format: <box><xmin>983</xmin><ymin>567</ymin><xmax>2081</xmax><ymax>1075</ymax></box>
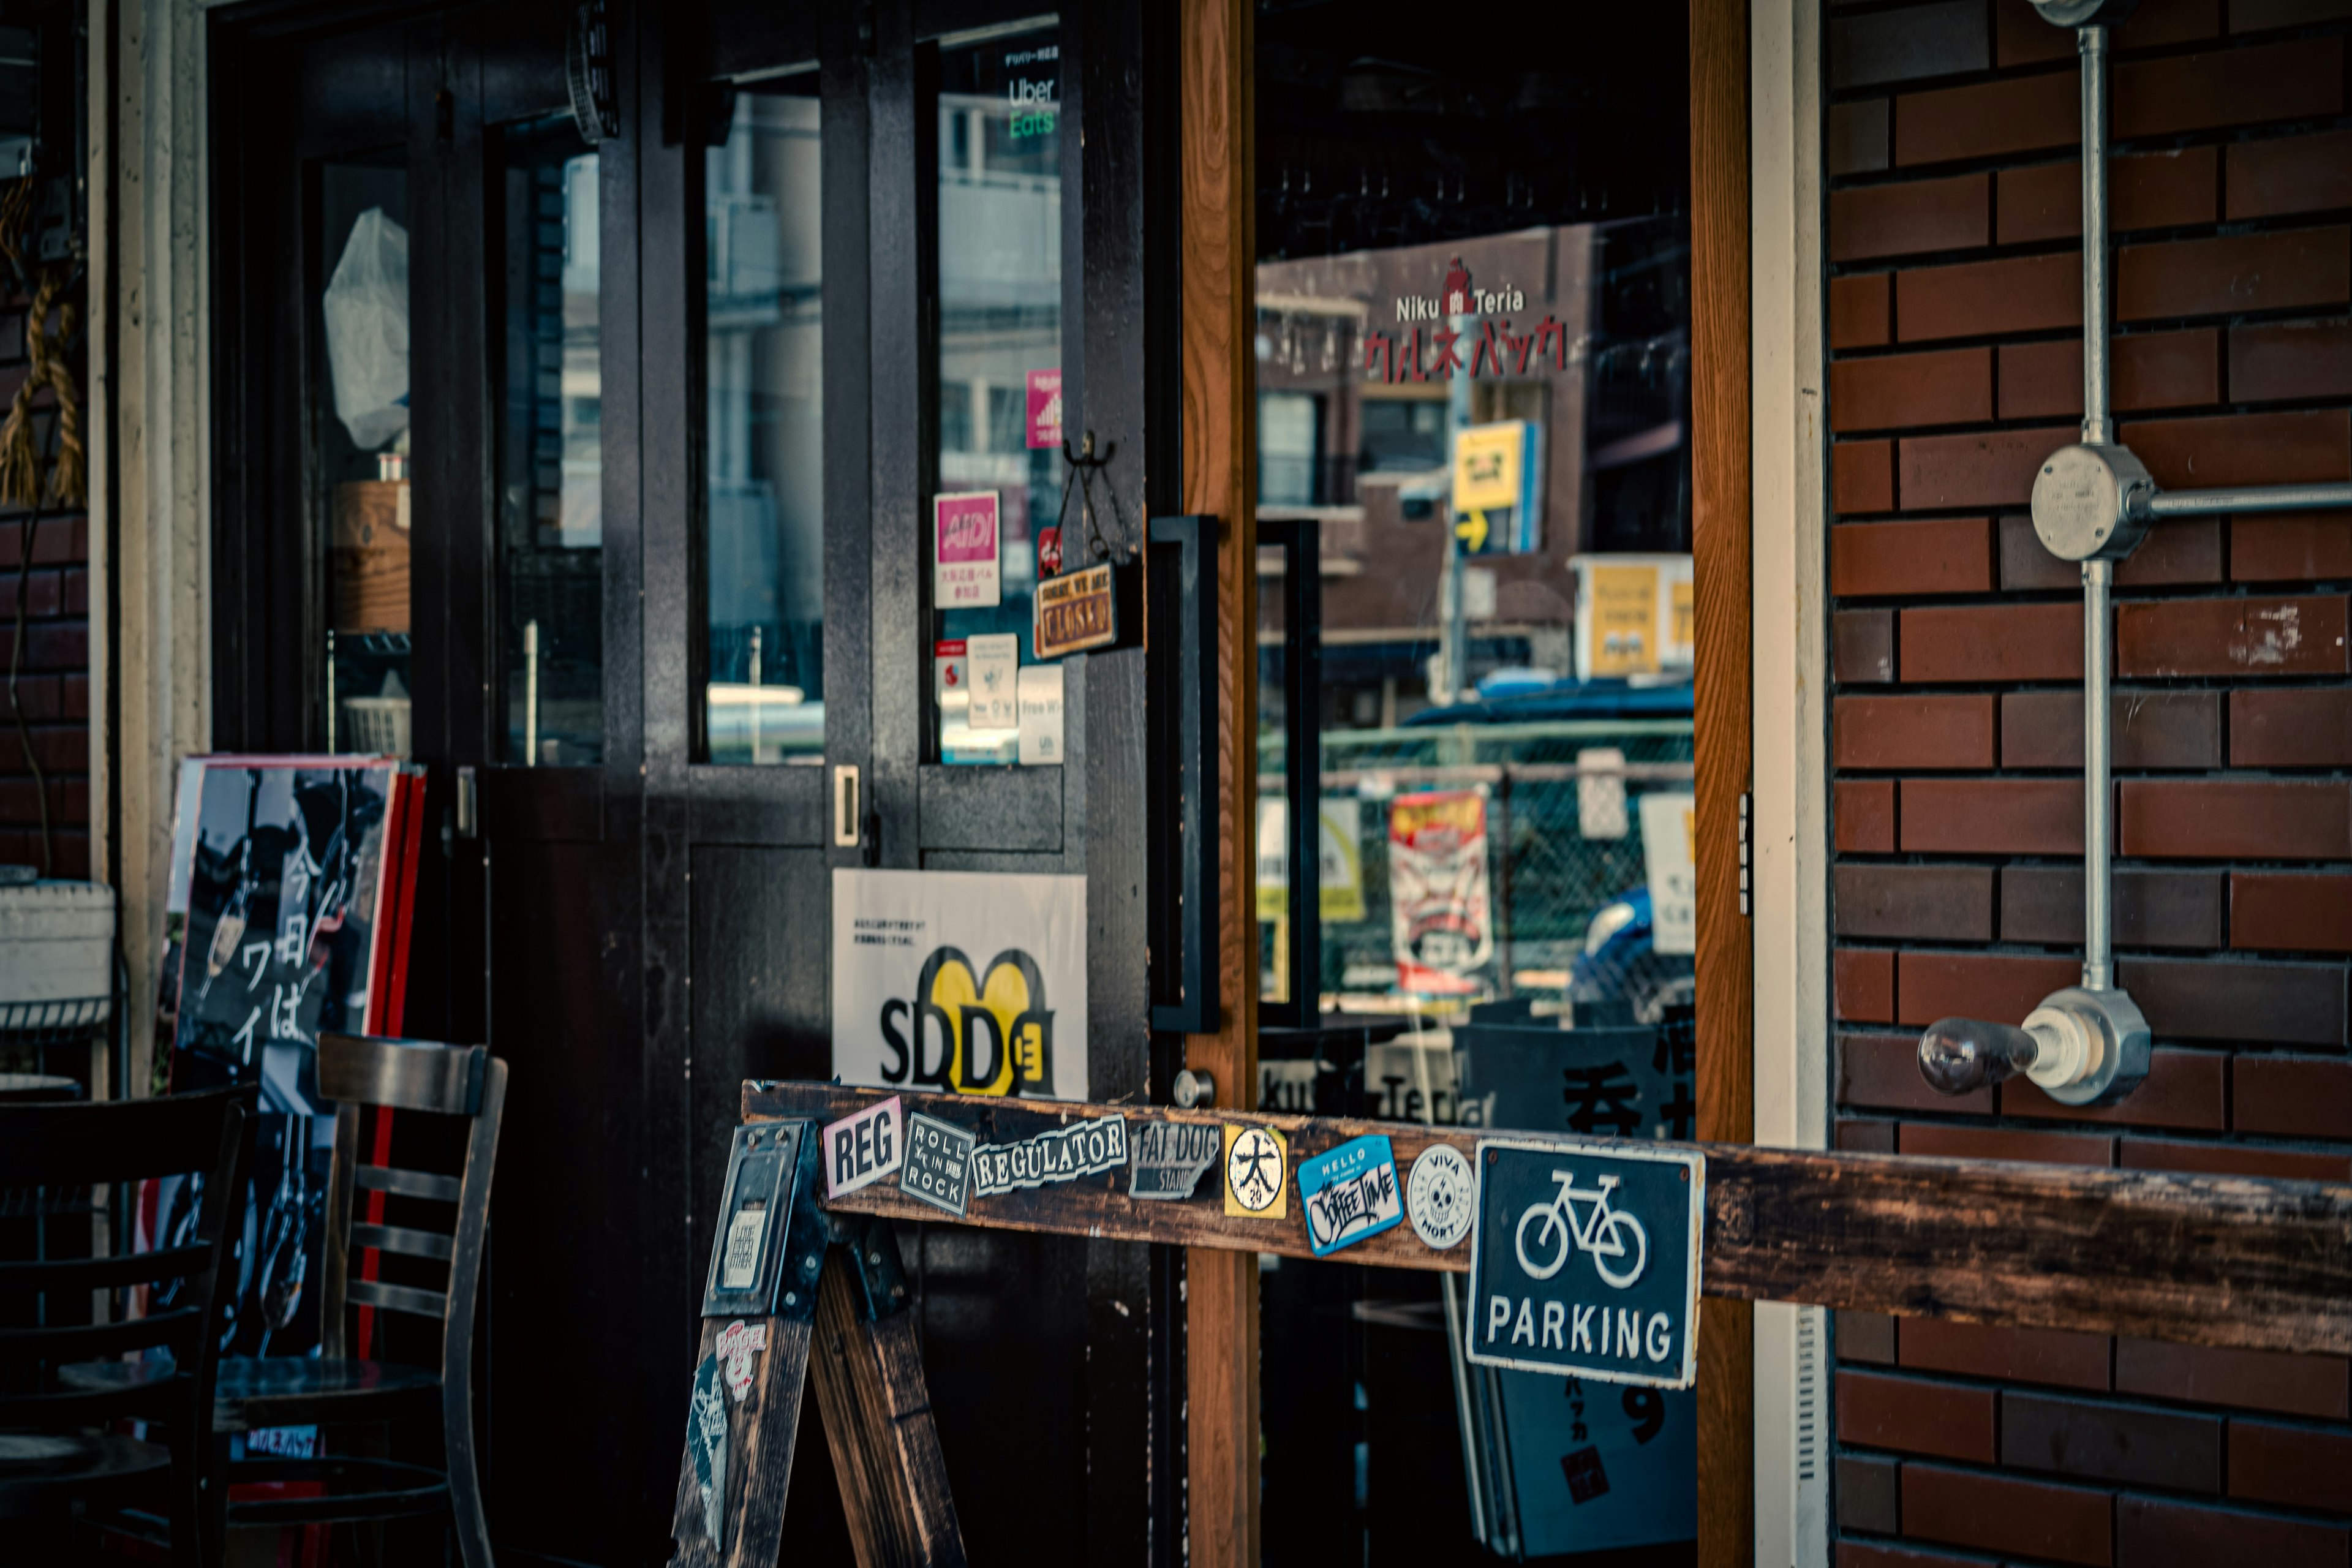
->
<box><xmin>823</xmin><ymin>1096</ymin><xmax>904</xmax><ymax>1199</ymax></box>
<box><xmin>1223</xmin><ymin>1123</ymin><xmax>1289</xmax><ymax>1218</ymax></box>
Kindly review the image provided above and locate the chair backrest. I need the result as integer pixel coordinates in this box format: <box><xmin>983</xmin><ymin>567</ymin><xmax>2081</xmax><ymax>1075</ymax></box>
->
<box><xmin>0</xmin><ymin>1088</ymin><xmax>250</xmax><ymax>1432</ymax></box>
<box><xmin>315</xmin><ymin>1035</ymin><xmax>506</xmax><ymax>1385</ymax></box>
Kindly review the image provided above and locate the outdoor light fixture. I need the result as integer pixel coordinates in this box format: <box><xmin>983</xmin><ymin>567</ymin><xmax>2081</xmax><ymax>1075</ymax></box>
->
<box><xmin>1918</xmin><ymin>0</ymin><xmax>2352</xmax><ymax>1106</ymax></box>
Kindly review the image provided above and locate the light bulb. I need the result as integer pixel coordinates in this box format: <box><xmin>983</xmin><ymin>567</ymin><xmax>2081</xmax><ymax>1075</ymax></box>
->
<box><xmin>1916</xmin><ymin>1017</ymin><xmax>2041</xmax><ymax>1096</ymax></box>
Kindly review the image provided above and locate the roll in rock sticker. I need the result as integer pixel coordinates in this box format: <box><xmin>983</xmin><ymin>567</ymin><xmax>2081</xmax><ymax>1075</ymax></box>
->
<box><xmin>901</xmin><ymin>1111</ymin><xmax>976</xmax><ymax>1218</ymax></box>
<box><xmin>968</xmin><ymin>1114</ymin><xmax>1129</xmax><ymax>1197</ymax></box>
<box><xmin>1406</xmin><ymin>1143</ymin><xmax>1475</xmax><ymax>1251</ymax></box>
<box><xmin>1223</xmin><ymin>1123</ymin><xmax>1289</xmax><ymax>1218</ymax></box>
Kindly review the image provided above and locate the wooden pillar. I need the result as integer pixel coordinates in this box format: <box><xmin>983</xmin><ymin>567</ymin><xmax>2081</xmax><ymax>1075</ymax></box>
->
<box><xmin>1178</xmin><ymin>0</ymin><xmax>1257</xmax><ymax>1562</ymax></box>
<box><xmin>1691</xmin><ymin>0</ymin><xmax>1756</xmax><ymax>1564</ymax></box>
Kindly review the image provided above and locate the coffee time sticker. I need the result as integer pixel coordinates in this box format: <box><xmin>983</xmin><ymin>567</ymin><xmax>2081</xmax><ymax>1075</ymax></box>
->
<box><xmin>1297</xmin><ymin>1133</ymin><xmax>1404</xmax><ymax>1257</ymax></box>
<box><xmin>935</xmin><ymin>492</ymin><xmax>1002</xmax><ymax>609</ymax></box>
<box><xmin>1466</xmin><ymin>1137</ymin><xmax>1704</xmax><ymax>1389</ymax></box>
<box><xmin>823</xmin><ymin>1096</ymin><xmax>904</xmax><ymax>1199</ymax></box>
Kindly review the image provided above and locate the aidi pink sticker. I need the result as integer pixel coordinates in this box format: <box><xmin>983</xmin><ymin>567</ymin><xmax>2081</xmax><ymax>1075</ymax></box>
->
<box><xmin>933</xmin><ymin>492</ymin><xmax>1002</xmax><ymax>609</ymax></box>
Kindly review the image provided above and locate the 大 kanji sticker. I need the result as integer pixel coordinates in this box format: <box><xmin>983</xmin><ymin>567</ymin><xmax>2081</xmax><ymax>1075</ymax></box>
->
<box><xmin>1222</xmin><ymin>1123</ymin><xmax>1288</xmax><ymax>1218</ymax></box>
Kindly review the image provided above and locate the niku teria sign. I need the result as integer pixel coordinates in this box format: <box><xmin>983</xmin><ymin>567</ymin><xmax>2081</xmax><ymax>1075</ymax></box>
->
<box><xmin>832</xmin><ymin>869</ymin><xmax>1089</xmax><ymax>1101</ymax></box>
<box><xmin>1361</xmin><ymin>257</ymin><xmax>1577</xmax><ymax>387</ymax></box>
<box><xmin>1467</xmin><ymin>1137</ymin><xmax>1704</xmax><ymax>1389</ymax></box>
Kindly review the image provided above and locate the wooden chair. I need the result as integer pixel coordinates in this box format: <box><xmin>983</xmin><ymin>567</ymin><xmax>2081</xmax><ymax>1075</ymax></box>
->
<box><xmin>67</xmin><ymin>1034</ymin><xmax>507</xmax><ymax>1565</ymax></box>
<box><xmin>0</xmin><ymin>1088</ymin><xmax>251</xmax><ymax>1567</ymax></box>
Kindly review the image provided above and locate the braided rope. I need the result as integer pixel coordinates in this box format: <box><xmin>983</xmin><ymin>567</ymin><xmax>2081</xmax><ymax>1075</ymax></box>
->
<box><xmin>0</xmin><ymin>271</ymin><xmax>85</xmax><ymax>509</ymax></box>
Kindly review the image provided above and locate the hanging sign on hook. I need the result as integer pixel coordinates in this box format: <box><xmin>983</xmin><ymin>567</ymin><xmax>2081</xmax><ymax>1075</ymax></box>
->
<box><xmin>1034</xmin><ymin>432</ymin><xmax>1136</xmax><ymax>660</ymax></box>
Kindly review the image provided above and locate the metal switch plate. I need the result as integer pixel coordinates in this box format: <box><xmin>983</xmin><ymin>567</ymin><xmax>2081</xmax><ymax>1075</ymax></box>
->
<box><xmin>701</xmin><ymin>1121</ymin><xmax>811</xmax><ymax>1319</ymax></box>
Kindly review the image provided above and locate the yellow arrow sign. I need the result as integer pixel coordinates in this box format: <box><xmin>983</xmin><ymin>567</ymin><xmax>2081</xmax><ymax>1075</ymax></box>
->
<box><xmin>1455</xmin><ymin>510</ymin><xmax>1490</xmax><ymax>552</ymax></box>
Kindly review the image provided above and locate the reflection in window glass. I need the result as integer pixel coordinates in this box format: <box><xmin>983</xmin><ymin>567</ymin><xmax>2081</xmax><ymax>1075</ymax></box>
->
<box><xmin>704</xmin><ymin>79</ymin><xmax>825</xmax><ymax>764</ymax></box>
<box><xmin>496</xmin><ymin>116</ymin><xmax>603</xmax><ymax>766</ymax></box>
<box><xmin>316</xmin><ymin>151</ymin><xmax>412</xmax><ymax>756</ymax></box>
<box><xmin>933</xmin><ymin>25</ymin><xmax>1060</xmax><ymax>765</ymax></box>
<box><xmin>1251</xmin><ymin>6</ymin><xmax>1697</xmax><ymax>1564</ymax></box>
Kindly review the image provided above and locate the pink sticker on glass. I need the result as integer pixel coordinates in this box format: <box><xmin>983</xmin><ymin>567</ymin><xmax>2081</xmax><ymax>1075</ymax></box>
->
<box><xmin>1026</xmin><ymin>369</ymin><xmax>1063</xmax><ymax>450</ymax></box>
<box><xmin>933</xmin><ymin>492</ymin><xmax>1001</xmax><ymax>609</ymax></box>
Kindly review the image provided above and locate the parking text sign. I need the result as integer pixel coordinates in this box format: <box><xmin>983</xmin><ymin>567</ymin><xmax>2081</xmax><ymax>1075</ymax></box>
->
<box><xmin>1466</xmin><ymin>1137</ymin><xmax>1704</xmax><ymax>1389</ymax></box>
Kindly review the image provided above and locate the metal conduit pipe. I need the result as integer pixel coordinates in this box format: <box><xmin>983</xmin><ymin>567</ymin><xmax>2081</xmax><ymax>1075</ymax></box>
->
<box><xmin>1921</xmin><ymin>0</ymin><xmax>2352</xmax><ymax>1102</ymax></box>
<box><xmin>1920</xmin><ymin>0</ymin><xmax>2153</xmax><ymax>1105</ymax></box>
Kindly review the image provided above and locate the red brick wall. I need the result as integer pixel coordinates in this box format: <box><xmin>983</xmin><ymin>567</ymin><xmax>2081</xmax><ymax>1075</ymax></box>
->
<box><xmin>1826</xmin><ymin>0</ymin><xmax>2352</xmax><ymax>1561</ymax></box>
<box><xmin>0</xmin><ymin>290</ymin><xmax>93</xmax><ymax>880</ymax></box>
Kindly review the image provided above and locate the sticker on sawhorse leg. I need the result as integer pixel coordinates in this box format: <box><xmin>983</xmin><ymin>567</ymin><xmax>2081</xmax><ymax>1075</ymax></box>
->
<box><xmin>687</xmin><ymin>1352</ymin><xmax>730</xmax><ymax>1547</ymax></box>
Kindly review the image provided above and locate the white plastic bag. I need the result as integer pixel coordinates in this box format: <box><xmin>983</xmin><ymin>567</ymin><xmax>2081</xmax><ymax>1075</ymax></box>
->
<box><xmin>322</xmin><ymin>208</ymin><xmax>411</xmax><ymax>451</ymax></box>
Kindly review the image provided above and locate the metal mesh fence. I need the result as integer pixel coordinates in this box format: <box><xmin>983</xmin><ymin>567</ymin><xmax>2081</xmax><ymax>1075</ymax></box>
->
<box><xmin>1260</xmin><ymin>718</ymin><xmax>1697</xmax><ymax>1017</ymax></box>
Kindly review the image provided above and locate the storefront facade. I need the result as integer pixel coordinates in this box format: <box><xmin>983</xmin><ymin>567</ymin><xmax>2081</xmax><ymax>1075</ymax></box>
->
<box><xmin>13</xmin><ymin>0</ymin><xmax>2345</xmax><ymax>1562</ymax></box>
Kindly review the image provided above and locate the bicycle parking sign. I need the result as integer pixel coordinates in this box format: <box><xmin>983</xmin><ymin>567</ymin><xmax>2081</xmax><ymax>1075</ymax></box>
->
<box><xmin>1465</xmin><ymin>1137</ymin><xmax>1705</xmax><ymax>1389</ymax></box>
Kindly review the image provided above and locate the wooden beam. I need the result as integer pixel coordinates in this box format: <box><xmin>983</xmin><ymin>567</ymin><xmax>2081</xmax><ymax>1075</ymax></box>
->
<box><xmin>1177</xmin><ymin>0</ymin><xmax>1257</xmax><ymax>1563</ymax></box>
<box><xmin>807</xmin><ymin>1253</ymin><xmax>967</xmax><ymax>1568</ymax></box>
<box><xmin>745</xmin><ymin>1084</ymin><xmax>2352</xmax><ymax>1357</ymax></box>
<box><xmin>1689</xmin><ymin>0</ymin><xmax>1756</xmax><ymax>1560</ymax></box>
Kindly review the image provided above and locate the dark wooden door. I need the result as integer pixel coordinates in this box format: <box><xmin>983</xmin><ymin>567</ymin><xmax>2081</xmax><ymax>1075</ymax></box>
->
<box><xmin>213</xmin><ymin>0</ymin><xmax>1175</xmax><ymax>1559</ymax></box>
<box><xmin>647</xmin><ymin>3</ymin><xmax>1174</xmax><ymax>1562</ymax></box>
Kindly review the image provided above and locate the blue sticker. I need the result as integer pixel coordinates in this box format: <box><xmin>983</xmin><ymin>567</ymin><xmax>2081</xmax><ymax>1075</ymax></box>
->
<box><xmin>1296</xmin><ymin>1133</ymin><xmax>1404</xmax><ymax>1257</ymax></box>
<box><xmin>687</xmin><ymin>1352</ymin><xmax>729</xmax><ymax>1547</ymax></box>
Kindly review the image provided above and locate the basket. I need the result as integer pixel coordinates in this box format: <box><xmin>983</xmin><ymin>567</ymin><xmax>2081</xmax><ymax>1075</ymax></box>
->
<box><xmin>341</xmin><ymin>695</ymin><xmax>413</xmax><ymax>756</ymax></box>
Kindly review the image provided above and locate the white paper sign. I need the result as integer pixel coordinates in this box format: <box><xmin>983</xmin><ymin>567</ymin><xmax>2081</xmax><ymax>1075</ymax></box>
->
<box><xmin>1638</xmin><ymin>791</ymin><xmax>1697</xmax><ymax>957</ymax></box>
<box><xmin>1018</xmin><ymin>663</ymin><xmax>1065</xmax><ymax>766</ymax></box>
<box><xmin>968</xmin><ymin>634</ymin><xmax>1019</xmax><ymax>729</ymax></box>
<box><xmin>833</xmin><ymin>867</ymin><xmax>1089</xmax><ymax>1101</ymax></box>
<box><xmin>1577</xmin><ymin>747</ymin><xmax>1629</xmax><ymax>840</ymax></box>
<box><xmin>822</xmin><ymin>1095</ymin><xmax>905</xmax><ymax>1198</ymax></box>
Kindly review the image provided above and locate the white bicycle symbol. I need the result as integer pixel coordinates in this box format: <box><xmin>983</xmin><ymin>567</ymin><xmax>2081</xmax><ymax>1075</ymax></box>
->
<box><xmin>1513</xmin><ymin>1171</ymin><xmax>1649</xmax><ymax>1288</ymax></box>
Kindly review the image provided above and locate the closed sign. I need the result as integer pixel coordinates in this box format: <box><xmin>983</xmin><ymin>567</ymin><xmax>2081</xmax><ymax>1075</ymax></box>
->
<box><xmin>1466</xmin><ymin>1137</ymin><xmax>1704</xmax><ymax>1389</ymax></box>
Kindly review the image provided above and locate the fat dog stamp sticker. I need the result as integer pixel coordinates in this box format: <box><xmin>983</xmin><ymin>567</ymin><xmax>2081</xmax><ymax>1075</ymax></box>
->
<box><xmin>1297</xmin><ymin>1133</ymin><xmax>1404</xmax><ymax>1257</ymax></box>
<box><xmin>1223</xmin><ymin>1123</ymin><xmax>1289</xmax><ymax>1218</ymax></box>
<box><xmin>823</xmin><ymin>1096</ymin><xmax>904</xmax><ymax>1199</ymax></box>
<box><xmin>1129</xmin><ymin>1120</ymin><xmax>1223</xmax><ymax>1200</ymax></box>
<box><xmin>969</xmin><ymin>1114</ymin><xmax>1130</xmax><ymax>1197</ymax></box>
<box><xmin>1406</xmin><ymin>1142</ymin><xmax>1475</xmax><ymax>1251</ymax></box>
<box><xmin>902</xmin><ymin>1111</ymin><xmax>977</xmax><ymax>1218</ymax></box>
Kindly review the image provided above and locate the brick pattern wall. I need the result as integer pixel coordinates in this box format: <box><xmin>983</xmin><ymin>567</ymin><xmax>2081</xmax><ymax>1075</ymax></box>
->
<box><xmin>1826</xmin><ymin>0</ymin><xmax>2352</xmax><ymax>1563</ymax></box>
<box><xmin>0</xmin><ymin>290</ymin><xmax>93</xmax><ymax>880</ymax></box>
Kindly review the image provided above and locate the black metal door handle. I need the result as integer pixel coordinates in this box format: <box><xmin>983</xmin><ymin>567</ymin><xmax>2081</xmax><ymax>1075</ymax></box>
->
<box><xmin>1147</xmin><ymin>514</ymin><xmax>1220</xmax><ymax>1035</ymax></box>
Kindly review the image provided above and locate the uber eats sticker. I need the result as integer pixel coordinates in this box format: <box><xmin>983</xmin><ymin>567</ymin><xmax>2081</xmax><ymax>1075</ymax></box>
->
<box><xmin>833</xmin><ymin>868</ymin><xmax>1089</xmax><ymax>1101</ymax></box>
<box><xmin>1466</xmin><ymin>1137</ymin><xmax>1703</xmax><ymax>1389</ymax></box>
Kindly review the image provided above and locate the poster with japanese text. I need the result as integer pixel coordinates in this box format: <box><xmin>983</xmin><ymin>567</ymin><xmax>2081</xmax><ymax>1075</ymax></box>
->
<box><xmin>1387</xmin><ymin>790</ymin><xmax>1493</xmax><ymax>995</ymax></box>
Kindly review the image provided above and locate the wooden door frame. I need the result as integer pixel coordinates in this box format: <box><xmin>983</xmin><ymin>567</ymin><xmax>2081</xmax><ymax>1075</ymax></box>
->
<box><xmin>1176</xmin><ymin>0</ymin><xmax>1757</xmax><ymax>1562</ymax></box>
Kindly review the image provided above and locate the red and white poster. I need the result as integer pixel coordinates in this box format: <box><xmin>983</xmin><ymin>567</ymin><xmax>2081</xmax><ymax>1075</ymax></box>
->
<box><xmin>1387</xmin><ymin>790</ymin><xmax>1493</xmax><ymax>995</ymax></box>
<box><xmin>934</xmin><ymin>492</ymin><xmax>1002</xmax><ymax>608</ymax></box>
<box><xmin>1025</xmin><ymin>369</ymin><xmax>1063</xmax><ymax>450</ymax></box>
